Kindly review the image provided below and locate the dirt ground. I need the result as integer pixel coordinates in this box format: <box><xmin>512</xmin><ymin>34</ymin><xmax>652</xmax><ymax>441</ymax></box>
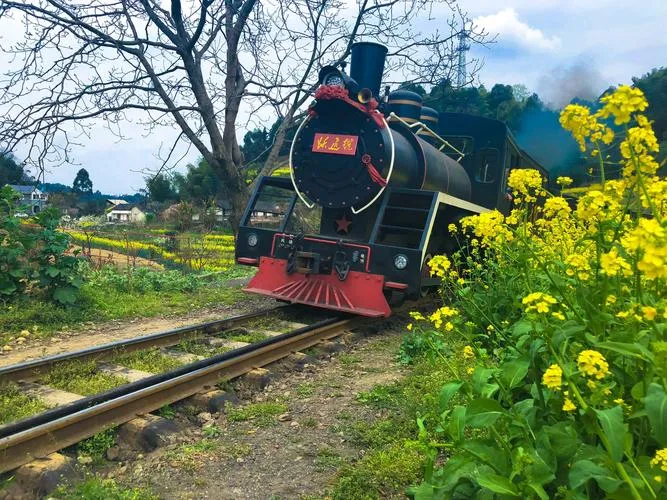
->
<box><xmin>110</xmin><ymin>327</ymin><xmax>408</xmax><ymax>499</ymax></box>
<box><xmin>0</xmin><ymin>290</ymin><xmax>274</xmax><ymax>368</ymax></box>
<box><xmin>66</xmin><ymin>245</ymin><xmax>165</xmax><ymax>270</ymax></box>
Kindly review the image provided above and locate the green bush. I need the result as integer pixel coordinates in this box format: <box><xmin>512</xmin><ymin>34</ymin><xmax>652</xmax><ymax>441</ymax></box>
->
<box><xmin>409</xmin><ymin>87</ymin><xmax>666</xmax><ymax>499</ymax></box>
<box><xmin>0</xmin><ymin>187</ymin><xmax>82</xmax><ymax>303</ymax></box>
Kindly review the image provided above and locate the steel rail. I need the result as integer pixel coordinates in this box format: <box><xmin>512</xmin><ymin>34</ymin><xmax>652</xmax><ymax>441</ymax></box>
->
<box><xmin>0</xmin><ymin>304</ymin><xmax>292</xmax><ymax>383</ymax></box>
<box><xmin>0</xmin><ymin>316</ymin><xmax>356</xmax><ymax>473</ymax></box>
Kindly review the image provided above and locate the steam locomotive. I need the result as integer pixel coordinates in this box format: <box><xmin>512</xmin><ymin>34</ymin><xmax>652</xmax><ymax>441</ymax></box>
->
<box><xmin>236</xmin><ymin>41</ymin><xmax>545</xmax><ymax>317</ymax></box>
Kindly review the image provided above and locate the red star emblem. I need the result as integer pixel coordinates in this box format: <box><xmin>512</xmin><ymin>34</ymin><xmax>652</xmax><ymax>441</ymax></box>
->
<box><xmin>335</xmin><ymin>216</ymin><xmax>352</xmax><ymax>233</ymax></box>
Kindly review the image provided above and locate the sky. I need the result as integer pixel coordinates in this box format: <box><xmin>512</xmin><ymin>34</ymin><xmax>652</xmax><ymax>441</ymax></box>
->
<box><xmin>3</xmin><ymin>0</ymin><xmax>666</xmax><ymax>194</ymax></box>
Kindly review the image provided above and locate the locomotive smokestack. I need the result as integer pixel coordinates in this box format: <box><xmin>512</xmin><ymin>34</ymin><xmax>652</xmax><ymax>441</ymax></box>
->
<box><xmin>350</xmin><ymin>42</ymin><xmax>388</xmax><ymax>99</ymax></box>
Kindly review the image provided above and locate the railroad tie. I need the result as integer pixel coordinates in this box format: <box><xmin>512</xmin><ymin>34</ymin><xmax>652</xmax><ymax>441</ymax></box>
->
<box><xmin>18</xmin><ymin>381</ymin><xmax>83</xmax><ymax>407</ymax></box>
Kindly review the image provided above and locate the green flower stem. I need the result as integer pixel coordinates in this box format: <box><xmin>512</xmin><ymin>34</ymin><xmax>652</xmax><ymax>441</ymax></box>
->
<box><xmin>625</xmin><ymin>451</ymin><xmax>656</xmax><ymax>498</ymax></box>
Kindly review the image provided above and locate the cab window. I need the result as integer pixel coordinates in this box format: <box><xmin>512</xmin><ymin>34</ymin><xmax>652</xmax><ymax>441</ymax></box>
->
<box><xmin>476</xmin><ymin>148</ymin><xmax>499</xmax><ymax>184</ymax></box>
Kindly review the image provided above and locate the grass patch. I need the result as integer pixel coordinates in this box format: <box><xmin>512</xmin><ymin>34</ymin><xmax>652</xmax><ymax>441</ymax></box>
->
<box><xmin>0</xmin><ymin>278</ymin><xmax>246</xmax><ymax>345</ymax></box>
<box><xmin>330</xmin><ymin>442</ymin><xmax>424</xmax><ymax>500</ymax></box>
<box><xmin>296</xmin><ymin>383</ymin><xmax>315</xmax><ymax>398</ymax></box>
<box><xmin>355</xmin><ymin>384</ymin><xmax>402</xmax><ymax>409</ymax></box>
<box><xmin>227</xmin><ymin>329</ymin><xmax>268</xmax><ymax>344</ymax></box>
<box><xmin>315</xmin><ymin>447</ymin><xmax>344</xmax><ymax>471</ymax></box>
<box><xmin>0</xmin><ymin>382</ymin><xmax>49</xmax><ymax>424</ymax></box>
<box><xmin>42</xmin><ymin>360</ymin><xmax>128</xmax><ymax>396</ymax></box>
<box><xmin>53</xmin><ymin>477</ymin><xmax>157</xmax><ymax>500</ymax></box>
<box><xmin>77</xmin><ymin>428</ymin><xmax>116</xmax><ymax>464</ymax></box>
<box><xmin>337</xmin><ymin>354</ymin><xmax>362</xmax><ymax>365</ymax></box>
<box><xmin>326</xmin><ymin>339</ymin><xmax>467</xmax><ymax>498</ymax></box>
<box><xmin>166</xmin><ymin>439</ymin><xmax>251</xmax><ymax>473</ymax></box>
<box><xmin>157</xmin><ymin>405</ymin><xmax>177</xmax><ymax>420</ymax></box>
<box><xmin>226</xmin><ymin>402</ymin><xmax>288</xmax><ymax>427</ymax></box>
<box><xmin>301</xmin><ymin>417</ymin><xmax>318</xmax><ymax>428</ymax></box>
<box><xmin>112</xmin><ymin>348</ymin><xmax>183</xmax><ymax>374</ymax></box>
<box><xmin>176</xmin><ymin>336</ymin><xmax>233</xmax><ymax>357</ymax></box>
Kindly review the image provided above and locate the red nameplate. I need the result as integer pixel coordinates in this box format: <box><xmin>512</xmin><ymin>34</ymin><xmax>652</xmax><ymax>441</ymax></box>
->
<box><xmin>312</xmin><ymin>133</ymin><xmax>358</xmax><ymax>156</ymax></box>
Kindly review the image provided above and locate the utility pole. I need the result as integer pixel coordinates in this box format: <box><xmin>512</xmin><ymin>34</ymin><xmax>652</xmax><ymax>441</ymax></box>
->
<box><xmin>456</xmin><ymin>29</ymin><xmax>470</xmax><ymax>88</ymax></box>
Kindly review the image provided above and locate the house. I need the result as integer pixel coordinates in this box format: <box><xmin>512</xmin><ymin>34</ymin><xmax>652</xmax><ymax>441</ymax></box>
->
<box><xmin>191</xmin><ymin>200</ymin><xmax>232</xmax><ymax>223</ymax></box>
<box><xmin>6</xmin><ymin>184</ymin><xmax>49</xmax><ymax>214</ymax></box>
<box><xmin>106</xmin><ymin>198</ymin><xmax>127</xmax><ymax>208</ymax></box>
<box><xmin>251</xmin><ymin>200</ymin><xmax>282</xmax><ymax>218</ymax></box>
<box><xmin>106</xmin><ymin>203</ymin><xmax>146</xmax><ymax>224</ymax></box>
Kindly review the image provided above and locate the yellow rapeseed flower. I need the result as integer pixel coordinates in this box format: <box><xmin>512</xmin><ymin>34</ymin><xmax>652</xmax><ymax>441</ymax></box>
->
<box><xmin>562</xmin><ymin>397</ymin><xmax>577</xmax><ymax>412</ymax></box>
<box><xmin>577</xmin><ymin>350</ymin><xmax>610</xmax><ymax>380</ymax></box>
<box><xmin>650</xmin><ymin>448</ymin><xmax>667</xmax><ymax>472</ymax></box>
<box><xmin>463</xmin><ymin>345</ymin><xmax>475</xmax><ymax>360</ymax></box>
<box><xmin>642</xmin><ymin>306</ymin><xmax>657</xmax><ymax>321</ymax></box>
<box><xmin>406</xmin><ymin>323</ymin><xmax>413</xmax><ymax>331</ymax></box>
<box><xmin>556</xmin><ymin>176</ymin><xmax>573</xmax><ymax>187</ymax></box>
<box><xmin>600</xmin><ymin>247</ymin><xmax>632</xmax><ymax>277</ymax></box>
<box><xmin>542</xmin><ymin>364</ymin><xmax>563</xmax><ymax>391</ymax></box>
<box><xmin>598</xmin><ymin>85</ymin><xmax>648</xmax><ymax>125</ymax></box>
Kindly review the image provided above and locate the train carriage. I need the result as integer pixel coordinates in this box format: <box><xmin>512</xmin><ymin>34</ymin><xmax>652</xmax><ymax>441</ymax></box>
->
<box><xmin>236</xmin><ymin>41</ymin><xmax>547</xmax><ymax>317</ymax></box>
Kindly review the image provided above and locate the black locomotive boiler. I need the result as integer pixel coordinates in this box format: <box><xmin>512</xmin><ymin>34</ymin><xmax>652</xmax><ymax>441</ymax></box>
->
<box><xmin>236</xmin><ymin>41</ymin><xmax>545</xmax><ymax>317</ymax></box>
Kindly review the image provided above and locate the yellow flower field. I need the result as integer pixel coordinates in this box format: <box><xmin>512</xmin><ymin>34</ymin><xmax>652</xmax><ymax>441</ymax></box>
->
<box><xmin>409</xmin><ymin>86</ymin><xmax>666</xmax><ymax>498</ymax></box>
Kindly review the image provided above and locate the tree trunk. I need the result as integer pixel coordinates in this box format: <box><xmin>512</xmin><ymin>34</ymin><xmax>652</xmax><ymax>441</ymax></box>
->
<box><xmin>209</xmin><ymin>156</ymin><xmax>249</xmax><ymax>237</ymax></box>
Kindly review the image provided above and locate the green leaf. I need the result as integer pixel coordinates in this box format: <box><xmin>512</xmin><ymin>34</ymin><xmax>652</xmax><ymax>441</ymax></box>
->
<box><xmin>500</xmin><ymin>359</ymin><xmax>530</xmax><ymax>389</ymax></box>
<box><xmin>408</xmin><ymin>482</ymin><xmax>433</xmax><ymax>500</ymax></box>
<box><xmin>45</xmin><ymin>265</ymin><xmax>60</xmax><ymax>277</ymax></box>
<box><xmin>595</xmin><ymin>406</ymin><xmax>626</xmax><ymax>462</ymax></box>
<box><xmin>466</xmin><ymin>398</ymin><xmax>506</xmax><ymax>428</ymax></box>
<box><xmin>644</xmin><ymin>383</ymin><xmax>667</xmax><ymax>446</ymax></box>
<box><xmin>448</xmin><ymin>405</ymin><xmax>466</xmax><ymax>442</ymax></box>
<box><xmin>511</xmin><ymin>319</ymin><xmax>533</xmax><ymax>337</ymax></box>
<box><xmin>472</xmin><ymin>368</ymin><xmax>499</xmax><ymax>399</ymax></box>
<box><xmin>631</xmin><ymin>381</ymin><xmax>646</xmax><ymax>401</ymax></box>
<box><xmin>461</xmin><ymin>439</ymin><xmax>509</xmax><ymax>475</ymax></box>
<box><xmin>543</xmin><ymin>422</ymin><xmax>579</xmax><ymax>460</ymax></box>
<box><xmin>527</xmin><ymin>483</ymin><xmax>549</xmax><ymax>500</ymax></box>
<box><xmin>568</xmin><ymin>460</ymin><xmax>622</xmax><ymax>493</ymax></box>
<box><xmin>53</xmin><ymin>286</ymin><xmax>77</xmax><ymax>304</ymax></box>
<box><xmin>439</xmin><ymin>382</ymin><xmax>464</xmax><ymax>411</ymax></box>
<box><xmin>596</xmin><ymin>341</ymin><xmax>655</xmax><ymax>363</ymax></box>
<box><xmin>476</xmin><ymin>473</ymin><xmax>519</xmax><ymax>496</ymax></box>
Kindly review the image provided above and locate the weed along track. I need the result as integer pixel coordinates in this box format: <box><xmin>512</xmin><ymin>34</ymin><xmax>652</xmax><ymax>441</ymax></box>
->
<box><xmin>0</xmin><ymin>306</ymin><xmax>366</xmax><ymax>477</ymax></box>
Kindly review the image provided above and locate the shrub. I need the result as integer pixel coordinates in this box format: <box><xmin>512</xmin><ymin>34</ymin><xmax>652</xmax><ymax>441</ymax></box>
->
<box><xmin>0</xmin><ymin>190</ymin><xmax>82</xmax><ymax>304</ymax></box>
<box><xmin>409</xmin><ymin>86</ymin><xmax>666</xmax><ymax>499</ymax></box>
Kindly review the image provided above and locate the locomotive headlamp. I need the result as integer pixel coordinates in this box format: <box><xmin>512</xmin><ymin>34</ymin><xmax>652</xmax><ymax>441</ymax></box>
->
<box><xmin>247</xmin><ymin>233</ymin><xmax>259</xmax><ymax>247</ymax></box>
<box><xmin>357</xmin><ymin>88</ymin><xmax>373</xmax><ymax>104</ymax></box>
<box><xmin>394</xmin><ymin>254</ymin><xmax>408</xmax><ymax>270</ymax></box>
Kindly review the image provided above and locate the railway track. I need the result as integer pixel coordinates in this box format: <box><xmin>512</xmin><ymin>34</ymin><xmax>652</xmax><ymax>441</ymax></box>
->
<box><xmin>0</xmin><ymin>309</ymin><xmax>362</xmax><ymax>474</ymax></box>
<box><xmin>0</xmin><ymin>304</ymin><xmax>291</xmax><ymax>383</ymax></box>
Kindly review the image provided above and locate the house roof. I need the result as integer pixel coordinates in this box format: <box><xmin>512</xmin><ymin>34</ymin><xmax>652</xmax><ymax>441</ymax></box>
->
<box><xmin>110</xmin><ymin>203</ymin><xmax>134</xmax><ymax>211</ymax></box>
<box><xmin>254</xmin><ymin>200</ymin><xmax>282</xmax><ymax>213</ymax></box>
<box><xmin>7</xmin><ymin>184</ymin><xmax>38</xmax><ymax>194</ymax></box>
<box><xmin>107</xmin><ymin>198</ymin><xmax>126</xmax><ymax>206</ymax></box>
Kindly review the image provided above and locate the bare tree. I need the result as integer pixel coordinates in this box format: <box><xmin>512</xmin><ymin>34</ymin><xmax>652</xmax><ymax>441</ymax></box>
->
<box><xmin>0</xmin><ymin>0</ymin><xmax>489</xmax><ymax>233</ymax></box>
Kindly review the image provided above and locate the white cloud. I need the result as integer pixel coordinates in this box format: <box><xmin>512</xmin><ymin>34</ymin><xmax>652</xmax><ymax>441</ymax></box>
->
<box><xmin>474</xmin><ymin>8</ymin><xmax>561</xmax><ymax>52</ymax></box>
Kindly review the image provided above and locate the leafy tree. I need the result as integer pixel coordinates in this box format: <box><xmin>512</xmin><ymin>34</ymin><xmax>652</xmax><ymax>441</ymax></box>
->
<box><xmin>241</xmin><ymin>128</ymin><xmax>272</xmax><ymax>165</ymax></box>
<box><xmin>399</xmin><ymin>82</ymin><xmax>427</xmax><ymax>97</ymax></box>
<box><xmin>146</xmin><ymin>173</ymin><xmax>177</xmax><ymax>203</ymax></box>
<box><xmin>633</xmin><ymin>67</ymin><xmax>667</xmax><ymax>141</ymax></box>
<box><xmin>425</xmin><ymin>82</ymin><xmax>490</xmax><ymax>116</ymax></box>
<box><xmin>0</xmin><ymin>153</ymin><xmax>30</xmax><ymax>187</ymax></box>
<box><xmin>174</xmin><ymin>159</ymin><xmax>220</xmax><ymax>204</ymax></box>
<box><xmin>72</xmin><ymin>168</ymin><xmax>93</xmax><ymax>194</ymax></box>
<box><xmin>487</xmin><ymin>84</ymin><xmax>515</xmax><ymax>118</ymax></box>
